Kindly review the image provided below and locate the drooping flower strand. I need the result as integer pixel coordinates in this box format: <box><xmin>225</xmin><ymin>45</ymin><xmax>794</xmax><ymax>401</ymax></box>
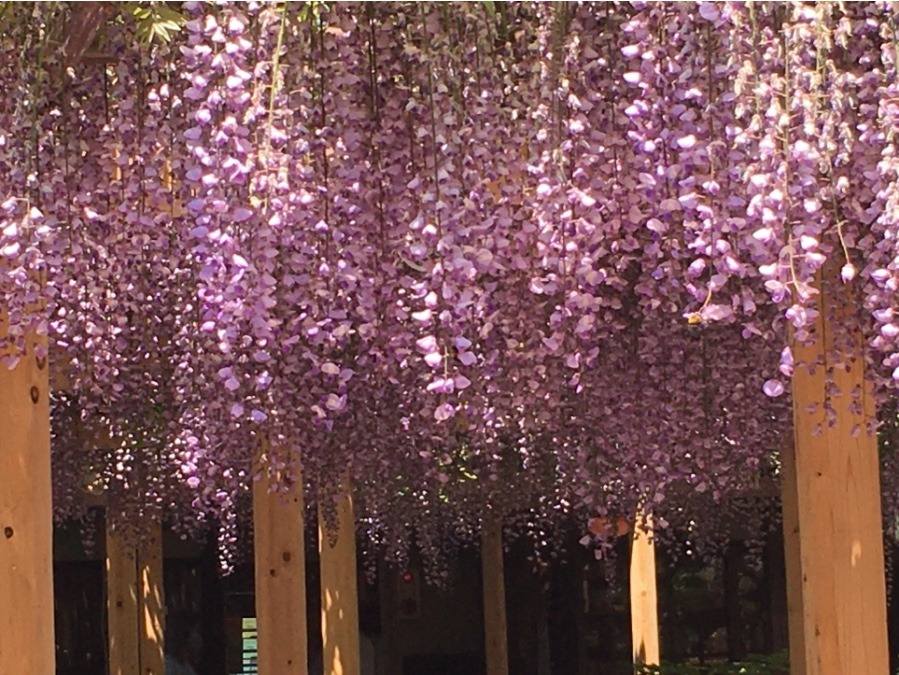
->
<box><xmin>5</xmin><ymin>2</ymin><xmax>899</xmax><ymax>566</ymax></box>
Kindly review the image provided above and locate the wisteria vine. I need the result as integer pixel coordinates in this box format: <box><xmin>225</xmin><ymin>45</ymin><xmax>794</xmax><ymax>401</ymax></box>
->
<box><xmin>3</xmin><ymin>1</ymin><xmax>899</xmax><ymax>569</ymax></box>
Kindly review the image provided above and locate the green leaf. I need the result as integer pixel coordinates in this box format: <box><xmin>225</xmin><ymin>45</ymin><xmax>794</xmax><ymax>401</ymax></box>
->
<box><xmin>132</xmin><ymin>3</ymin><xmax>186</xmax><ymax>44</ymax></box>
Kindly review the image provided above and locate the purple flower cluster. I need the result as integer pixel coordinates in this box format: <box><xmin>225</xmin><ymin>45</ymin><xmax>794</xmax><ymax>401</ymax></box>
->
<box><xmin>2</xmin><ymin>2</ymin><xmax>898</xmax><ymax>566</ymax></box>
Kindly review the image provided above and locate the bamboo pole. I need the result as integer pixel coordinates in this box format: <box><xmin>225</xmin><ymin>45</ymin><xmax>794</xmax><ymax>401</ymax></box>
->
<box><xmin>630</xmin><ymin>510</ymin><xmax>659</xmax><ymax>669</ymax></box>
<box><xmin>0</xmin><ymin>326</ymin><xmax>55</xmax><ymax>674</ymax></box>
<box><xmin>481</xmin><ymin>518</ymin><xmax>509</xmax><ymax>675</ymax></box>
<box><xmin>319</xmin><ymin>480</ymin><xmax>360</xmax><ymax>675</ymax></box>
<box><xmin>784</xmin><ymin>271</ymin><xmax>888</xmax><ymax>673</ymax></box>
<box><xmin>253</xmin><ymin>466</ymin><xmax>308</xmax><ymax>675</ymax></box>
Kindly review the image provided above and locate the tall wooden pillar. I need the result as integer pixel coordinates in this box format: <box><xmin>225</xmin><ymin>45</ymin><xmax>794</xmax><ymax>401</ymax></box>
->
<box><xmin>0</xmin><ymin>329</ymin><xmax>55</xmax><ymax>674</ymax></box>
<box><xmin>482</xmin><ymin>518</ymin><xmax>509</xmax><ymax>675</ymax></box>
<box><xmin>140</xmin><ymin>524</ymin><xmax>165</xmax><ymax>674</ymax></box>
<box><xmin>107</xmin><ymin>522</ymin><xmax>165</xmax><ymax>675</ymax></box>
<box><xmin>107</xmin><ymin>525</ymin><xmax>140</xmax><ymax>675</ymax></box>
<box><xmin>253</xmin><ymin>469</ymin><xmax>308</xmax><ymax>675</ymax></box>
<box><xmin>784</xmin><ymin>272</ymin><xmax>888</xmax><ymax>673</ymax></box>
<box><xmin>630</xmin><ymin>510</ymin><xmax>659</xmax><ymax>668</ymax></box>
<box><xmin>319</xmin><ymin>481</ymin><xmax>360</xmax><ymax>675</ymax></box>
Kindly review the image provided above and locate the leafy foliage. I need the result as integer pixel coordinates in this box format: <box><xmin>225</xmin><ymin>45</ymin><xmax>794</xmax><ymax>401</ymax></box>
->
<box><xmin>130</xmin><ymin>3</ymin><xmax>185</xmax><ymax>44</ymax></box>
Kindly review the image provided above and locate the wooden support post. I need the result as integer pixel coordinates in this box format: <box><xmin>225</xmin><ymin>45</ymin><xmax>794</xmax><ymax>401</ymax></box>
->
<box><xmin>630</xmin><ymin>510</ymin><xmax>659</xmax><ymax>669</ymax></box>
<box><xmin>0</xmin><ymin>327</ymin><xmax>55</xmax><ymax>674</ymax></box>
<box><xmin>139</xmin><ymin>524</ymin><xmax>165</xmax><ymax>674</ymax></box>
<box><xmin>784</xmin><ymin>274</ymin><xmax>888</xmax><ymax>674</ymax></box>
<box><xmin>253</xmin><ymin>468</ymin><xmax>308</xmax><ymax>675</ymax></box>
<box><xmin>106</xmin><ymin>522</ymin><xmax>165</xmax><ymax>675</ymax></box>
<box><xmin>319</xmin><ymin>481</ymin><xmax>360</xmax><ymax>675</ymax></box>
<box><xmin>481</xmin><ymin>518</ymin><xmax>509</xmax><ymax>675</ymax></box>
<box><xmin>107</xmin><ymin>525</ymin><xmax>140</xmax><ymax>675</ymax></box>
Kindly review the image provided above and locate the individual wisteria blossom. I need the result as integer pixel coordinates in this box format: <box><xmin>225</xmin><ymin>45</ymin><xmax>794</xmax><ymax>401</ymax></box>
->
<box><xmin>2</xmin><ymin>1</ymin><xmax>899</xmax><ymax>568</ymax></box>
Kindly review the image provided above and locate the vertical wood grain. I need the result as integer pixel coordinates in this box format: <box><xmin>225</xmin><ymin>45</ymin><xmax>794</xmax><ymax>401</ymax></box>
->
<box><xmin>0</xmin><ymin>326</ymin><xmax>55</xmax><ymax>674</ymax></box>
<box><xmin>254</xmin><ymin>466</ymin><xmax>308</xmax><ymax>675</ymax></box>
<box><xmin>630</xmin><ymin>510</ymin><xmax>659</xmax><ymax>668</ymax></box>
<box><xmin>785</xmin><ymin>273</ymin><xmax>888</xmax><ymax>673</ymax></box>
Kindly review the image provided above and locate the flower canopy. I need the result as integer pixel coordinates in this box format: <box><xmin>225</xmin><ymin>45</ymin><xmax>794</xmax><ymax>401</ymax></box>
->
<box><xmin>2</xmin><ymin>1</ymin><xmax>898</xmax><ymax>564</ymax></box>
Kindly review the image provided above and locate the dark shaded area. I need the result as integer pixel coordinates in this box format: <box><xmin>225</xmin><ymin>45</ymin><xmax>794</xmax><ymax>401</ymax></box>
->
<box><xmin>548</xmin><ymin>558</ymin><xmax>580</xmax><ymax>674</ymax></box>
<box><xmin>506</xmin><ymin>536</ymin><xmax>541</xmax><ymax>675</ymax></box>
<box><xmin>54</xmin><ymin>560</ymin><xmax>106</xmax><ymax>675</ymax></box>
<box><xmin>55</xmin><ymin>515</ymin><xmax>890</xmax><ymax>674</ymax></box>
<box><xmin>403</xmin><ymin>653</ymin><xmax>484</xmax><ymax>675</ymax></box>
<box><xmin>760</xmin><ymin>526</ymin><xmax>789</xmax><ymax>656</ymax></box>
<box><xmin>724</xmin><ymin>540</ymin><xmax>747</xmax><ymax>661</ymax></box>
<box><xmin>889</xmin><ymin>541</ymin><xmax>899</xmax><ymax>675</ymax></box>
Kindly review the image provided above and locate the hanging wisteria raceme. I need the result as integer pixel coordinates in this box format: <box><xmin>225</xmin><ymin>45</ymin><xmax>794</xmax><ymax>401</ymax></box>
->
<box><xmin>0</xmin><ymin>3</ymin><xmax>58</xmax><ymax>363</ymax></box>
<box><xmin>5</xmin><ymin>1</ymin><xmax>899</xmax><ymax>565</ymax></box>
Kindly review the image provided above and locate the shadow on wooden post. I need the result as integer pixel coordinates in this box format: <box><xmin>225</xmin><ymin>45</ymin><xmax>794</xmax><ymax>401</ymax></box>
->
<box><xmin>106</xmin><ymin>522</ymin><xmax>164</xmax><ymax>675</ymax></box>
<box><xmin>319</xmin><ymin>479</ymin><xmax>360</xmax><ymax>675</ymax></box>
<box><xmin>107</xmin><ymin>524</ymin><xmax>139</xmax><ymax>675</ymax></box>
<box><xmin>139</xmin><ymin>524</ymin><xmax>165</xmax><ymax>675</ymax></box>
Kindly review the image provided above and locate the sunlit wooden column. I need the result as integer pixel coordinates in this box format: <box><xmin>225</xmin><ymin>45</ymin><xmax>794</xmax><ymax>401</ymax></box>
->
<box><xmin>784</xmin><ymin>273</ymin><xmax>888</xmax><ymax>674</ymax></box>
<box><xmin>481</xmin><ymin>517</ymin><xmax>509</xmax><ymax>675</ymax></box>
<box><xmin>630</xmin><ymin>510</ymin><xmax>660</xmax><ymax>668</ymax></box>
<box><xmin>107</xmin><ymin>524</ymin><xmax>140</xmax><ymax>675</ymax></box>
<box><xmin>319</xmin><ymin>480</ymin><xmax>360</xmax><ymax>675</ymax></box>
<box><xmin>107</xmin><ymin>522</ymin><xmax>165</xmax><ymax>675</ymax></box>
<box><xmin>0</xmin><ymin>327</ymin><xmax>55</xmax><ymax>674</ymax></box>
<box><xmin>253</xmin><ymin>464</ymin><xmax>308</xmax><ymax>675</ymax></box>
<box><xmin>139</xmin><ymin>524</ymin><xmax>165</xmax><ymax>674</ymax></box>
